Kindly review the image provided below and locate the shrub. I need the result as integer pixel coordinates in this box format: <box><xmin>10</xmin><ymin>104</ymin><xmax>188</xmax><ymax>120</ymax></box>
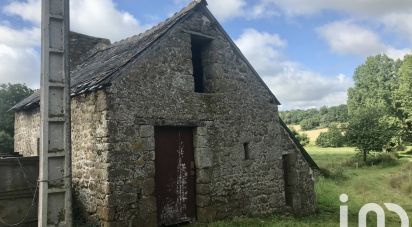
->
<box><xmin>0</xmin><ymin>131</ymin><xmax>13</xmax><ymax>153</ymax></box>
<box><xmin>345</xmin><ymin>152</ymin><xmax>399</xmax><ymax>167</ymax></box>
<box><xmin>315</xmin><ymin>125</ymin><xmax>345</xmax><ymax>147</ymax></box>
<box><xmin>300</xmin><ymin>118</ymin><xmax>320</xmax><ymax>131</ymax></box>
<box><xmin>298</xmin><ymin>132</ymin><xmax>310</xmax><ymax>146</ymax></box>
<box><xmin>319</xmin><ymin>167</ymin><xmax>346</xmax><ymax>180</ymax></box>
<box><xmin>290</xmin><ymin>128</ymin><xmax>310</xmax><ymax>146</ymax></box>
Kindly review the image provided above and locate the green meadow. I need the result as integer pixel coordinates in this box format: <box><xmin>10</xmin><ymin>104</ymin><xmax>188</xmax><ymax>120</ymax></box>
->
<box><xmin>196</xmin><ymin>146</ymin><xmax>412</xmax><ymax>227</ymax></box>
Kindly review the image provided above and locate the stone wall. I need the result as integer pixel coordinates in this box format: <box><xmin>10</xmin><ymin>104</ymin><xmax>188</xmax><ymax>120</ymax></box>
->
<box><xmin>0</xmin><ymin>157</ymin><xmax>39</xmax><ymax>227</ymax></box>
<box><xmin>69</xmin><ymin>32</ymin><xmax>111</xmax><ymax>69</ymax></box>
<box><xmin>14</xmin><ymin>107</ymin><xmax>40</xmax><ymax>157</ymax></box>
<box><xmin>278</xmin><ymin>126</ymin><xmax>316</xmax><ymax>215</ymax></box>
<box><xmin>13</xmin><ymin>91</ymin><xmax>111</xmax><ymax>225</ymax></box>
<box><xmin>102</xmin><ymin>8</ymin><xmax>315</xmax><ymax>226</ymax></box>
<box><xmin>71</xmin><ymin>90</ymin><xmax>111</xmax><ymax>225</ymax></box>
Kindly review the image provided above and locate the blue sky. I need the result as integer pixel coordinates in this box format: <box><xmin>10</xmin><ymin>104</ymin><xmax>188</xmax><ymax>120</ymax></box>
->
<box><xmin>0</xmin><ymin>0</ymin><xmax>411</xmax><ymax>110</ymax></box>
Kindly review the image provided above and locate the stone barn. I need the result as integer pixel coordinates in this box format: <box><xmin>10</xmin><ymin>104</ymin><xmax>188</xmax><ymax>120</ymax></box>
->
<box><xmin>11</xmin><ymin>0</ymin><xmax>318</xmax><ymax>226</ymax></box>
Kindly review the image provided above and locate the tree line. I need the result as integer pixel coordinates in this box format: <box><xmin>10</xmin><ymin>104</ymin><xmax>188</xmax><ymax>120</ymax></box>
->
<box><xmin>280</xmin><ymin>105</ymin><xmax>349</xmax><ymax>130</ymax></box>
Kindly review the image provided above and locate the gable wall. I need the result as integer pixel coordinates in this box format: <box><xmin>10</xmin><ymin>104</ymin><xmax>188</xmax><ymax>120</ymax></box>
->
<box><xmin>14</xmin><ymin>108</ymin><xmax>40</xmax><ymax>157</ymax></box>
<box><xmin>102</xmin><ymin>8</ymin><xmax>315</xmax><ymax>226</ymax></box>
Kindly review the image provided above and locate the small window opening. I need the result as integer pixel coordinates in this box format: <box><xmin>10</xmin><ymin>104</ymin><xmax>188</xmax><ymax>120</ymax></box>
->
<box><xmin>191</xmin><ymin>36</ymin><xmax>210</xmax><ymax>93</ymax></box>
<box><xmin>243</xmin><ymin>142</ymin><xmax>250</xmax><ymax>160</ymax></box>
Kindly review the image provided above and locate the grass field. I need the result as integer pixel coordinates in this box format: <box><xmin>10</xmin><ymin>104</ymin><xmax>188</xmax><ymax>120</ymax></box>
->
<box><xmin>196</xmin><ymin>146</ymin><xmax>412</xmax><ymax>227</ymax></box>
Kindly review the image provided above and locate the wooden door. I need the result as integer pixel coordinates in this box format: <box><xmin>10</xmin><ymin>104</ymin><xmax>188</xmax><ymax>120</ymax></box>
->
<box><xmin>155</xmin><ymin>127</ymin><xmax>196</xmax><ymax>226</ymax></box>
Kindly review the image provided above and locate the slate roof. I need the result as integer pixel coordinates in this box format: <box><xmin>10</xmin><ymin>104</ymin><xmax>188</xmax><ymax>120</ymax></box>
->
<box><xmin>11</xmin><ymin>0</ymin><xmax>206</xmax><ymax>111</ymax></box>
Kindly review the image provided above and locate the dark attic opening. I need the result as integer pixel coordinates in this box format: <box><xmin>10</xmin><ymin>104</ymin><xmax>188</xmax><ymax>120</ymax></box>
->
<box><xmin>191</xmin><ymin>35</ymin><xmax>211</xmax><ymax>93</ymax></box>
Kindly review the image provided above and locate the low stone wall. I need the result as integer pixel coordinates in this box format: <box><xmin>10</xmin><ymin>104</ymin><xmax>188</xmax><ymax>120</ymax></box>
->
<box><xmin>0</xmin><ymin>157</ymin><xmax>39</xmax><ymax>227</ymax></box>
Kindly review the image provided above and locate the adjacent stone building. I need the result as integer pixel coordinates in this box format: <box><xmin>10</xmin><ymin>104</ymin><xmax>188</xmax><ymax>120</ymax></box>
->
<box><xmin>11</xmin><ymin>1</ymin><xmax>318</xmax><ymax>226</ymax></box>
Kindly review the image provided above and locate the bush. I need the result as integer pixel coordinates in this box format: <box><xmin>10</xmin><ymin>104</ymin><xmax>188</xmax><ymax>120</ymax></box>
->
<box><xmin>299</xmin><ymin>132</ymin><xmax>310</xmax><ymax>146</ymax></box>
<box><xmin>345</xmin><ymin>152</ymin><xmax>399</xmax><ymax>167</ymax></box>
<box><xmin>290</xmin><ymin>128</ymin><xmax>310</xmax><ymax>146</ymax></box>
<box><xmin>0</xmin><ymin>131</ymin><xmax>13</xmax><ymax>153</ymax></box>
<box><xmin>315</xmin><ymin>125</ymin><xmax>345</xmax><ymax>147</ymax></box>
<box><xmin>319</xmin><ymin>167</ymin><xmax>346</xmax><ymax>180</ymax></box>
<box><xmin>300</xmin><ymin>118</ymin><xmax>320</xmax><ymax>131</ymax></box>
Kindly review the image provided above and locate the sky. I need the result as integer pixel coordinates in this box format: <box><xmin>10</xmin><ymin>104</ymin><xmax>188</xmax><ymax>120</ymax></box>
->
<box><xmin>0</xmin><ymin>0</ymin><xmax>411</xmax><ymax>110</ymax></box>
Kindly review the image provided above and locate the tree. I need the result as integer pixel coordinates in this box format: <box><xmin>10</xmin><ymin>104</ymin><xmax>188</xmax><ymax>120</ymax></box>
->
<box><xmin>346</xmin><ymin>55</ymin><xmax>403</xmax><ymax>158</ymax></box>
<box><xmin>316</xmin><ymin>125</ymin><xmax>345</xmax><ymax>147</ymax></box>
<box><xmin>346</xmin><ymin>107</ymin><xmax>397</xmax><ymax>162</ymax></box>
<box><xmin>0</xmin><ymin>84</ymin><xmax>33</xmax><ymax>135</ymax></box>
<box><xmin>0</xmin><ymin>131</ymin><xmax>13</xmax><ymax>153</ymax></box>
<box><xmin>347</xmin><ymin>55</ymin><xmax>400</xmax><ymax>115</ymax></box>
<box><xmin>300</xmin><ymin>117</ymin><xmax>320</xmax><ymax>130</ymax></box>
<box><xmin>395</xmin><ymin>55</ymin><xmax>412</xmax><ymax>141</ymax></box>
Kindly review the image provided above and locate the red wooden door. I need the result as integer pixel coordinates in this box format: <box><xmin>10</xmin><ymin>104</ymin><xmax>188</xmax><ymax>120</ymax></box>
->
<box><xmin>155</xmin><ymin>127</ymin><xmax>196</xmax><ymax>226</ymax></box>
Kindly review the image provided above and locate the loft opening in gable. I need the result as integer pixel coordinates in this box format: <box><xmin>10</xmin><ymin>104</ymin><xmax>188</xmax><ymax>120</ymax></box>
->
<box><xmin>191</xmin><ymin>34</ymin><xmax>212</xmax><ymax>93</ymax></box>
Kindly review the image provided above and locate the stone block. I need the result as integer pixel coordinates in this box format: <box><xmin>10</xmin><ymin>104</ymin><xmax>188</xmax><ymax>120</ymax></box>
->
<box><xmin>142</xmin><ymin>178</ymin><xmax>155</xmax><ymax>196</ymax></box>
<box><xmin>197</xmin><ymin>207</ymin><xmax>217</xmax><ymax>223</ymax></box>
<box><xmin>141</xmin><ymin>137</ymin><xmax>155</xmax><ymax>150</ymax></box>
<box><xmin>196</xmin><ymin>183</ymin><xmax>210</xmax><ymax>195</ymax></box>
<box><xmin>140</xmin><ymin>125</ymin><xmax>154</xmax><ymax>138</ymax></box>
<box><xmin>195</xmin><ymin>147</ymin><xmax>212</xmax><ymax>168</ymax></box>
<box><xmin>139</xmin><ymin>196</ymin><xmax>157</xmax><ymax>213</ymax></box>
<box><xmin>194</xmin><ymin>135</ymin><xmax>208</xmax><ymax>148</ymax></box>
<box><xmin>196</xmin><ymin>168</ymin><xmax>211</xmax><ymax>184</ymax></box>
<box><xmin>196</xmin><ymin>195</ymin><xmax>211</xmax><ymax>207</ymax></box>
<box><xmin>98</xmin><ymin>207</ymin><xmax>116</xmax><ymax>222</ymax></box>
<box><xmin>195</xmin><ymin>127</ymin><xmax>207</xmax><ymax>136</ymax></box>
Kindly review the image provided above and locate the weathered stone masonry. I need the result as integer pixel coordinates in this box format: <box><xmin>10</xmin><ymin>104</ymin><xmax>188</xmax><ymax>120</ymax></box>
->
<box><xmin>12</xmin><ymin>1</ymin><xmax>317</xmax><ymax>226</ymax></box>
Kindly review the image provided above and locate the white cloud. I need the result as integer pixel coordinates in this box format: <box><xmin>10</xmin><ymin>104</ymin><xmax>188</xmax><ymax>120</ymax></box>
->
<box><xmin>382</xmin><ymin>13</ymin><xmax>412</xmax><ymax>44</ymax></box>
<box><xmin>317</xmin><ymin>20</ymin><xmax>411</xmax><ymax>59</ymax></box>
<box><xmin>3</xmin><ymin>0</ymin><xmax>148</xmax><ymax>42</ymax></box>
<box><xmin>235</xmin><ymin>29</ymin><xmax>353</xmax><ymax>110</ymax></box>
<box><xmin>0</xmin><ymin>44</ymin><xmax>40</xmax><ymax>87</ymax></box>
<box><xmin>0</xmin><ymin>24</ymin><xmax>41</xmax><ymax>87</ymax></box>
<box><xmin>4</xmin><ymin>0</ymin><xmax>41</xmax><ymax>25</ymax></box>
<box><xmin>70</xmin><ymin>0</ymin><xmax>148</xmax><ymax>41</ymax></box>
<box><xmin>0</xmin><ymin>0</ymin><xmax>152</xmax><ymax>87</ymax></box>
<box><xmin>173</xmin><ymin>0</ymin><xmax>247</xmax><ymax>21</ymax></box>
<box><xmin>207</xmin><ymin>0</ymin><xmax>246</xmax><ymax>21</ymax></box>
<box><xmin>257</xmin><ymin>0</ymin><xmax>412</xmax><ymax>54</ymax></box>
<box><xmin>262</xmin><ymin>0</ymin><xmax>412</xmax><ymax>17</ymax></box>
<box><xmin>316</xmin><ymin>21</ymin><xmax>385</xmax><ymax>56</ymax></box>
<box><xmin>0</xmin><ymin>25</ymin><xmax>40</xmax><ymax>48</ymax></box>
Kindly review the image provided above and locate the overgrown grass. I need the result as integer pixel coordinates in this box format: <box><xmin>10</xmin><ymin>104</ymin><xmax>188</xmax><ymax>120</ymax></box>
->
<box><xmin>194</xmin><ymin>146</ymin><xmax>412</xmax><ymax>227</ymax></box>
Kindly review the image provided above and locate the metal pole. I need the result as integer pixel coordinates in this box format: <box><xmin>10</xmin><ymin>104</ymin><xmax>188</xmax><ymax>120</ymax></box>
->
<box><xmin>39</xmin><ymin>0</ymin><xmax>72</xmax><ymax>226</ymax></box>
